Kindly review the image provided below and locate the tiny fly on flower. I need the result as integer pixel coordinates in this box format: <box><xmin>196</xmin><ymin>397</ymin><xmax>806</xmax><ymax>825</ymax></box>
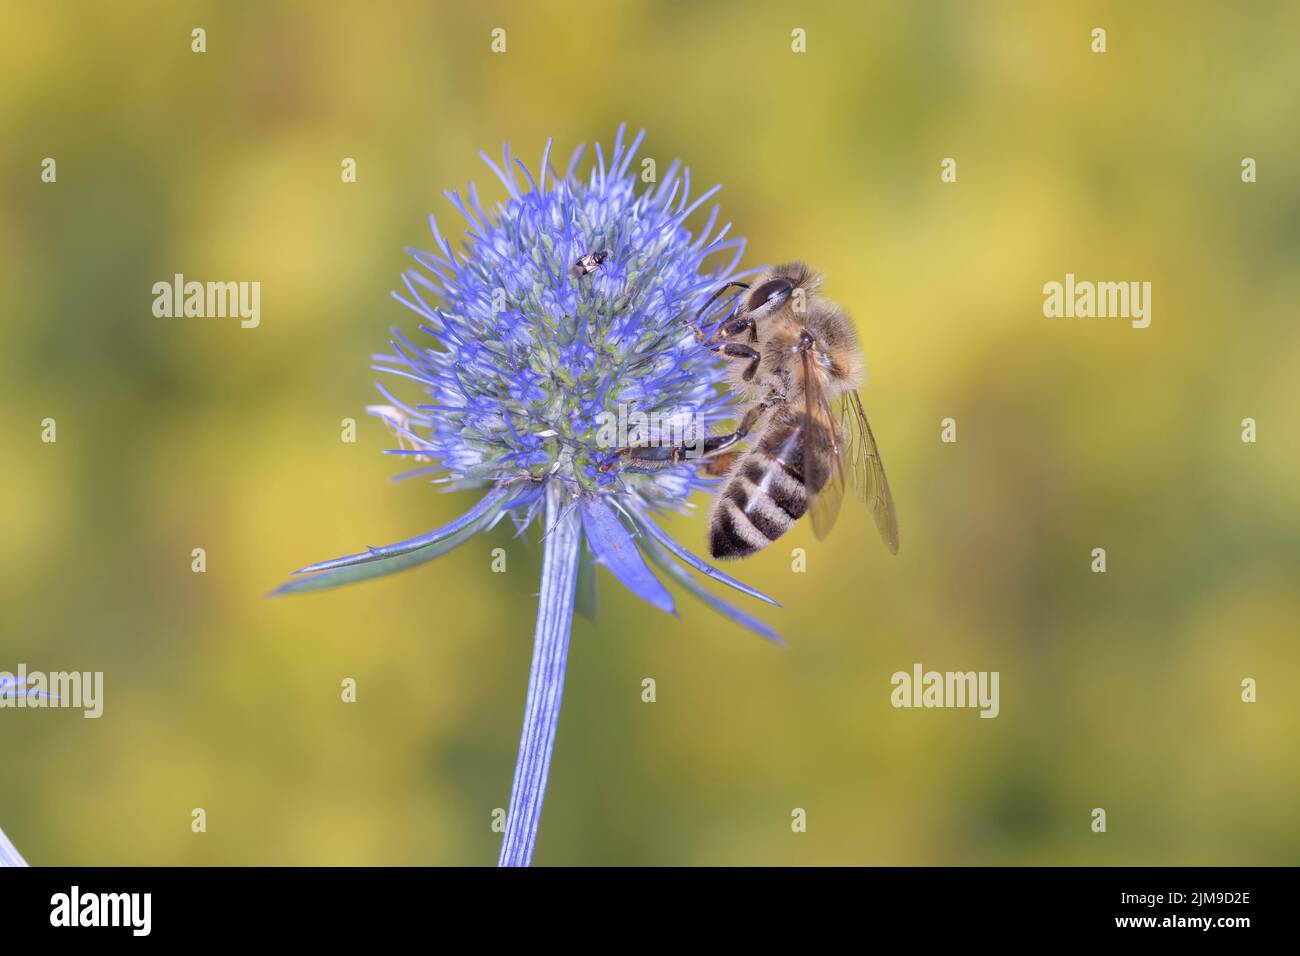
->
<box><xmin>569</xmin><ymin>249</ymin><xmax>609</xmax><ymax>277</ymax></box>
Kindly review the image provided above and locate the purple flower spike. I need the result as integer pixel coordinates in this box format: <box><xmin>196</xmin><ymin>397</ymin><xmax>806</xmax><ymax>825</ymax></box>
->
<box><xmin>276</xmin><ymin>127</ymin><xmax>781</xmax><ymax>866</ymax></box>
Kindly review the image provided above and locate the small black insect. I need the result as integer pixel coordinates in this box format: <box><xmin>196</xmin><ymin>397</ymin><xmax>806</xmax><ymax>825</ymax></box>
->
<box><xmin>569</xmin><ymin>249</ymin><xmax>609</xmax><ymax>277</ymax></box>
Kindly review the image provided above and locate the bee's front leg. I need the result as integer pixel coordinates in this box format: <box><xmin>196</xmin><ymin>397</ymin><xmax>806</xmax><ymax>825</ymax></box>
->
<box><xmin>721</xmin><ymin>342</ymin><xmax>762</xmax><ymax>382</ymax></box>
<box><xmin>704</xmin><ymin>314</ymin><xmax>757</xmax><ymax>348</ymax></box>
<box><xmin>689</xmin><ymin>281</ymin><xmax>750</xmax><ymax>342</ymax></box>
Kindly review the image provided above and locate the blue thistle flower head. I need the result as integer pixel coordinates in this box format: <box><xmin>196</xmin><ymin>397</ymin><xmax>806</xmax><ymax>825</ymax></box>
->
<box><xmin>277</xmin><ymin>126</ymin><xmax>780</xmax><ymax>643</ymax></box>
<box><xmin>381</xmin><ymin>127</ymin><xmax>741</xmax><ymax>510</ymax></box>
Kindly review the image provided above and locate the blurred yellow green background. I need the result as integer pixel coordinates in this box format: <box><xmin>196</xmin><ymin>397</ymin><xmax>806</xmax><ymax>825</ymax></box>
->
<box><xmin>1</xmin><ymin>0</ymin><xmax>1297</xmax><ymax>865</ymax></box>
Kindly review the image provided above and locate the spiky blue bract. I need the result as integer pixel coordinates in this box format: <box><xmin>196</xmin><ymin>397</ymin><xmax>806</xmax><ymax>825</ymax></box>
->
<box><xmin>0</xmin><ymin>676</ymin><xmax>59</xmax><ymax>700</ymax></box>
<box><xmin>0</xmin><ymin>826</ymin><xmax>26</xmax><ymax>867</ymax></box>
<box><xmin>579</xmin><ymin>496</ymin><xmax>676</xmax><ymax>615</ymax></box>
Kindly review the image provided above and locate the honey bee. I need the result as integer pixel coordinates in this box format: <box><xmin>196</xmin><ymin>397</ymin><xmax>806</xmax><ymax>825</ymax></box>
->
<box><xmin>605</xmin><ymin>262</ymin><xmax>899</xmax><ymax>559</ymax></box>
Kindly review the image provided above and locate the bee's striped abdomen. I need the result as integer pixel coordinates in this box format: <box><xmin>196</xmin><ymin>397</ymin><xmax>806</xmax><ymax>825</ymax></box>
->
<box><xmin>709</xmin><ymin>420</ymin><xmax>814</xmax><ymax>560</ymax></box>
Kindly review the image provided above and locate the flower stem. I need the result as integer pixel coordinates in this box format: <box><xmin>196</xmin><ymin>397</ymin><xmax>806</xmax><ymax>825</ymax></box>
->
<box><xmin>498</xmin><ymin>482</ymin><xmax>581</xmax><ymax>867</ymax></box>
<box><xmin>0</xmin><ymin>825</ymin><xmax>27</xmax><ymax>867</ymax></box>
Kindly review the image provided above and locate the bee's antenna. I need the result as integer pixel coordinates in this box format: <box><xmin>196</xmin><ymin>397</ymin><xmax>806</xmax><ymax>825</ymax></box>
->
<box><xmin>693</xmin><ymin>281</ymin><xmax>750</xmax><ymax>325</ymax></box>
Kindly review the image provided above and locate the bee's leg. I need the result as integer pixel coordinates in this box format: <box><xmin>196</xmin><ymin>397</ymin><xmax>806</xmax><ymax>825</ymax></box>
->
<box><xmin>599</xmin><ymin>429</ymin><xmax>745</xmax><ymax>473</ymax></box>
<box><xmin>710</xmin><ymin>398</ymin><xmax>770</xmax><ymax>446</ymax></box>
<box><xmin>689</xmin><ymin>281</ymin><xmax>750</xmax><ymax>341</ymax></box>
<box><xmin>680</xmin><ymin>396</ymin><xmax>775</xmax><ymax>462</ymax></box>
<box><xmin>599</xmin><ymin>397</ymin><xmax>775</xmax><ymax>473</ymax></box>
<box><xmin>703</xmin><ymin>313</ymin><xmax>757</xmax><ymax>349</ymax></box>
<box><xmin>701</xmin><ymin>281</ymin><xmax>799</xmax><ymax>348</ymax></box>
<box><xmin>721</xmin><ymin>343</ymin><xmax>762</xmax><ymax>382</ymax></box>
<box><xmin>695</xmin><ymin>276</ymin><xmax>797</xmax><ymax>346</ymax></box>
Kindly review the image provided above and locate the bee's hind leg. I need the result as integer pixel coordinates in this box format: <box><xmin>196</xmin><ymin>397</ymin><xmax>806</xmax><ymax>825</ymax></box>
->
<box><xmin>598</xmin><ymin>429</ymin><xmax>746</xmax><ymax>474</ymax></box>
<box><xmin>598</xmin><ymin>397</ymin><xmax>776</xmax><ymax>475</ymax></box>
<box><xmin>680</xmin><ymin>398</ymin><xmax>775</xmax><ymax>471</ymax></box>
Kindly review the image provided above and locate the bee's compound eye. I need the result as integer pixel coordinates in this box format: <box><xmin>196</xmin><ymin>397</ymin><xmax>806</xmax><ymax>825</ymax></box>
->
<box><xmin>747</xmin><ymin>278</ymin><xmax>793</xmax><ymax>312</ymax></box>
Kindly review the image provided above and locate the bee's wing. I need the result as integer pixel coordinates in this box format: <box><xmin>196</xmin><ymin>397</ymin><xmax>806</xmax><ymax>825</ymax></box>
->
<box><xmin>802</xmin><ymin>350</ymin><xmax>847</xmax><ymax>541</ymax></box>
<box><xmin>840</xmin><ymin>389</ymin><xmax>900</xmax><ymax>554</ymax></box>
